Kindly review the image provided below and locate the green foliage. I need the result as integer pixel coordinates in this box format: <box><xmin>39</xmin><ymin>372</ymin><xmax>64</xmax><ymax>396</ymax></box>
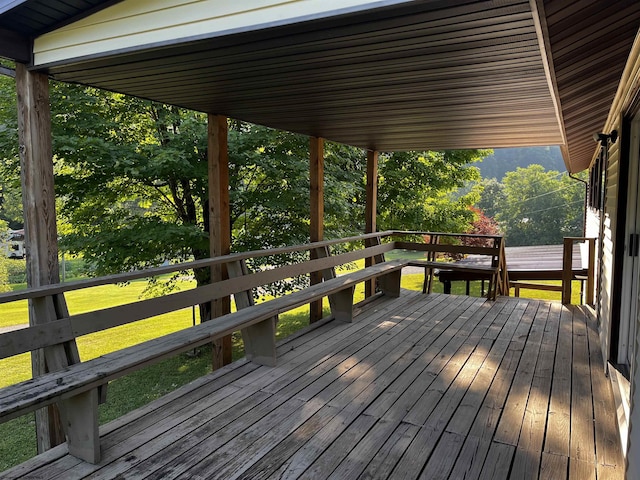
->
<box><xmin>0</xmin><ymin>71</ymin><xmax>22</xmax><ymax>229</ymax></box>
<box><xmin>230</xmin><ymin>123</ymin><xmax>365</xmax><ymax>251</ymax></box>
<box><xmin>52</xmin><ymin>85</ymin><xmax>211</xmax><ymax>276</ymax></box>
<box><xmin>0</xmin><ymin>78</ymin><xmax>490</xmax><ymax>289</ymax></box>
<box><xmin>0</xmin><ymin>220</ymin><xmax>11</xmax><ymax>292</ymax></box>
<box><xmin>4</xmin><ymin>258</ymin><xmax>25</xmax><ymax>285</ymax></box>
<box><xmin>497</xmin><ymin>165</ymin><xmax>585</xmax><ymax>246</ymax></box>
<box><xmin>476</xmin><ymin>178</ymin><xmax>505</xmax><ymax>219</ymax></box>
<box><xmin>377</xmin><ymin>150</ymin><xmax>488</xmax><ymax>232</ymax></box>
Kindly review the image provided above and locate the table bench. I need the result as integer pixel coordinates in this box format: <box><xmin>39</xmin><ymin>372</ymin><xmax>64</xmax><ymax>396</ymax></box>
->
<box><xmin>394</xmin><ymin>231</ymin><xmax>509</xmax><ymax>300</ymax></box>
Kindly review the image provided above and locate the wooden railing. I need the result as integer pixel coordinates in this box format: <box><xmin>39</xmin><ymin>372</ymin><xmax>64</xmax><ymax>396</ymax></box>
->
<box><xmin>0</xmin><ymin>230</ymin><xmax>506</xmax><ymax>464</ymax></box>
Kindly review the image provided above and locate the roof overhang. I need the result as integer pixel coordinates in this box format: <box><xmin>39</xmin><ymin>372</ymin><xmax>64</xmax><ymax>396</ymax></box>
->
<box><xmin>1</xmin><ymin>0</ymin><xmax>640</xmax><ymax>173</ymax></box>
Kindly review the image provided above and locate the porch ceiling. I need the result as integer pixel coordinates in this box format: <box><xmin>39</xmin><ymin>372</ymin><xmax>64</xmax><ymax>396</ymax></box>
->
<box><xmin>1</xmin><ymin>0</ymin><xmax>640</xmax><ymax>173</ymax></box>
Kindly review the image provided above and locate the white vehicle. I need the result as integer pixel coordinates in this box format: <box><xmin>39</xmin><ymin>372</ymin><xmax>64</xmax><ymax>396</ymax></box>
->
<box><xmin>4</xmin><ymin>229</ymin><xmax>24</xmax><ymax>259</ymax></box>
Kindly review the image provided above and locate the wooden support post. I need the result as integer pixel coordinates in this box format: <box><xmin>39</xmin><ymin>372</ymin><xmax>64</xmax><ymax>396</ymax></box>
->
<box><xmin>379</xmin><ymin>270</ymin><xmax>402</xmax><ymax>298</ymax></box>
<box><xmin>422</xmin><ymin>234</ymin><xmax>439</xmax><ymax>294</ymax></box>
<box><xmin>562</xmin><ymin>237</ymin><xmax>573</xmax><ymax>305</ymax></box>
<box><xmin>227</xmin><ymin>260</ymin><xmax>277</xmax><ymax>366</ymax></box>
<box><xmin>365</xmin><ymin>150</ymin><xmax>378</xmax><ymax>298</ymax></box>
<box><xmin>15</xmin><ymin>64</ymin><xmax>67</xmax><ymax>453</ymax></box>
<box><xmin>61</xmin><ymin>389</ymin><xmax>100</xmax><ymax>463</ymax></box>
<box><xmin>310</xmin><ymin>137</ymin><xmax>324</xmax><ymax>323</ymax></box>
<box><xmin>208</xmin><ymin>114</ymin><xmax>232</xmax><ymax>368</ymax></box>
<box><xmin>313</xmin><ymin>245</ymin><xmax>347</xmax><ymax>319</ymax></box>
<box><xmin>331</xmin><ymin>286</ymin><xmax>356</xmax><ymax>323</ymax></box>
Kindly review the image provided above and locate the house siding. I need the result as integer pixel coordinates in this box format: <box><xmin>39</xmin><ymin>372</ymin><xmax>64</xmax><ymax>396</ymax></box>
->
<box><xmin>598</xmin><ymin>135</ymin><xmax>621</xmax><ymax>365</ymax></box>
<box><xmin>600</xmin><ymin>29</ymin><xmax>640</xmax><ymax>480</ymax></box>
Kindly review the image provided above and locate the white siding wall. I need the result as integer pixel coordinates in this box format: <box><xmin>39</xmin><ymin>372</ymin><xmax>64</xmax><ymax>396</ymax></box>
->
<box><xmin>616</xmin><ymin>34</ymin><xmax>640</xmax><ymax>480</ymax></box>
<box><xmin>33</xmin><ymin>0</ymin><xmax>408</xmax><ymax>66</ymax></box>
<box><xmin>599</xmin><ymin>137</ymin><xmax>620</xmax><ymax>364</ymax></box>
<box><xmin>585</xmin><ymin>208</ymin><xmax>600</xmax><ymax>239</ymax></box>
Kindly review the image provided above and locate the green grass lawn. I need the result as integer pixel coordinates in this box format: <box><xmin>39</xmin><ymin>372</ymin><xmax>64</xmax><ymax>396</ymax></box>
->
<box><xmin>0</xmin><ymin>271</ymin><xmax>579</xmax><ymax>472</ymax></box>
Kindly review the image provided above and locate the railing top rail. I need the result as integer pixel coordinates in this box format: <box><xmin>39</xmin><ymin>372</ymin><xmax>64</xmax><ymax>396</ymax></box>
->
<box><xmin>0</xmin><ymin>230</ymin><xmax>506</xmax><ymax>303</ymax></box>
<box><xmin>0</xmin><ymin>231</ymin><xmax>396</xmax><ymax>303</ymax></box>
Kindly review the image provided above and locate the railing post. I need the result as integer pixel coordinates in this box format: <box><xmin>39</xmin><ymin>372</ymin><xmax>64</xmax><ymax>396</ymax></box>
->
<box><xmin>562</xmin><ymin>237</ymin><xmax>573</xmax><ymax>304</ymax></box>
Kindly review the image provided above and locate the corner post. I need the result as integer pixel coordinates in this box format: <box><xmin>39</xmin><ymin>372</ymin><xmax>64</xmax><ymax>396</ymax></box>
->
<box><xmin>208</xmin><ymin>114</ymin><xmax>232</xmax><ymax>368</ymax></box>
<box><xmin>310</xmin><ymin>136</ymin><xmax>324</xmax><ymax>323</ymax></box>
<box><xmin>15</xmin><ymin>64</ymin><xmax>66</xmax><ymax>452</ymax></box>
<box><xmin>365</xmin><ymin>150</ymin><xmax>378</xmax><ymax>298</ymax></box>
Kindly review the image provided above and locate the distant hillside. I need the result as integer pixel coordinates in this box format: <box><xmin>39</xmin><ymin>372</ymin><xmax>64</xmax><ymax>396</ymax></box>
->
<box><xmin>477</xmin><ymin>146</ymin><xmax>565</xmax><ymax>180</ymax></box>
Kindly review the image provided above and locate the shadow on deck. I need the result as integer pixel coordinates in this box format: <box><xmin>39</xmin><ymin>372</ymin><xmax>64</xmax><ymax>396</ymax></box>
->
<box><xmin>3</xmin><ymin>291</ymin><xmax>623</xmax><ymax>479</ymax></box>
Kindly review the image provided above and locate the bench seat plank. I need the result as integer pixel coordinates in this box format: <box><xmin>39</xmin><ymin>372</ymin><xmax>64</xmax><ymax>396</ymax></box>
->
<box><xmin>0</xmin><ymin>260</ymin><xmax>408</xmax><ymax>424</ymax></box>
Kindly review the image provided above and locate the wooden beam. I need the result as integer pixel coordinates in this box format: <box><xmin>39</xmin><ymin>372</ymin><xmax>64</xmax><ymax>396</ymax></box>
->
<box><xmin>207</xmin><ymin>114</ymin><xmax>232</xmax><ymax>368</ymax></box>
<box><xmin>365</xmin><ymin>150</ymin><xmax>378</xmax><ymax>298</ymax></box>
<box><xmin>15</xmin><ymin>64</ymin><xmax>65</xmax><ymax>452</ymax></box>
<box><xmin>310</xmin><ymin>137</ymin><xmax>324</xmax><ymax>323</ymax></box>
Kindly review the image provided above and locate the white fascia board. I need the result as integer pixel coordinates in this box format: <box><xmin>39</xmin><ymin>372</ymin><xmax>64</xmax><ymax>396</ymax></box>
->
<box><xmin>33</xmin><ymin>0</ymin><xmax>415</xmax><ymax>66</ymax></box>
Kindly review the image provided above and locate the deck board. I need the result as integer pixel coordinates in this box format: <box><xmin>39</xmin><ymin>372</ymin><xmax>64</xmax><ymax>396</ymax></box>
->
<box><xmin>0</xmin><ymin>292</ymin><xmax>624</xmax><ymax>480</ymax></box>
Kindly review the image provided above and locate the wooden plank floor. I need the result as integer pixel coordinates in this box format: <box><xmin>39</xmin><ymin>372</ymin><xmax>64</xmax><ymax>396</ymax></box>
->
<box><xmin>1</xmin><ymin>292</ymin><xmax>624</xmax><ymax>479</ymax></box>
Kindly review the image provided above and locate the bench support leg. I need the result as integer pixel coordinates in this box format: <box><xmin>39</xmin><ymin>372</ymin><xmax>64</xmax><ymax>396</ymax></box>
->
<box><xmin>242</xmin><ymin>317</ymin><xmax>278</xmax><ymax>367</ymax></box>
<box><xmin>59</xmin><ymin>389</ymin><xmax>100</xmax><ymax>463</ymax></box>
<box><xmin>379</xmin><ymin>270</ymin><xmax>401</xmax><ymax>298</ymax></box>
<box><xmin>330</xmin><ymin>286</ymin><xmax>355</xmax><ymax>323</ymax></box>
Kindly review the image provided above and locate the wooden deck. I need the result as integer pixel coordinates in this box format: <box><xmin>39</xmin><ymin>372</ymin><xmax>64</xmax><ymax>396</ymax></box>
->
<box><xmin>2</xmin><ymin>292</ymin><xmax>623</xmax><ymax>479</ymax></box>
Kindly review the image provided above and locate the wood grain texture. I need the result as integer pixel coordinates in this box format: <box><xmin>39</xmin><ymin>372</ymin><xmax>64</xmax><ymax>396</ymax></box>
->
<box><xmin>310</xmin><ymin>136</ymin><xmax>325</xmax><ymax>323</ymax></box>
<box><xmin>208</xmin><ymin>113</ymin><xmax>232</xmax><ymax>367</ymax></box>
<box><xmin>0</xmin><ymin>295</ymin><xmax>623</xmax><ymax>480</ymax></box>
<box><xmin>15</xmin><ymin>63</ymin><xmax>65</xmax><ymax>453</ymax></box>
<box><xmin>0</xmin><ymin>261</ymin><xmax>408</xmax><ymax>424</ymax></box>
<box><xmin>365</xmin><ymin>150</ymin><xmax>378</xmax><ymax>298</ymax></box>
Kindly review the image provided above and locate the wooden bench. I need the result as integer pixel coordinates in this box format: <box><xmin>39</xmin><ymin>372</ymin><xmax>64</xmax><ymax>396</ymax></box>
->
<box><xmin>0</xmin><ymin>233</ymin><xmax>406</xmax><ymax>464</ymax></box>
<box><xmin>0</xmin><ymin>229</ymin><xmax>509</xmax><ymax>467</ymax></box>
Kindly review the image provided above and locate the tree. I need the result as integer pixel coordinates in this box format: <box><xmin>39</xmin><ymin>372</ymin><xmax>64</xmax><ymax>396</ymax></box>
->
<box><xmin>51</xmin><ymin>86</ymin><xmax>212</xmax><ymax>293</ymax></box>
<box><xmin>464</xmin><ymin>207</ymin><xmax>501</xmax><ymax>246</ymax></box>
<box><xmin>498</xmin><ymin>165</ymin><xmax>584</xmax><ymax>246</ymax></box>
<box><xmin>377</xmin><ymin>150</ymin><xmax>489</xmax><ymax>232</ymax></box>
<box><xmin>0</xmin><ymin>78</ymin><xmax>493</xmax><ymax>297</ymax></box>
<box><xmin>229</xmin><ymin>123</ymin><xmax>365</xmax><ymax>256</ymax></box>
<box><xmin>0</xmin><ymin>65</ymin><xmax>23</xmax><ymax>229</ymax></box>
<box><xmin>476</xmin><ymin>178</ymin><xmax>505</xmax><ymax>219</ymax></box>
